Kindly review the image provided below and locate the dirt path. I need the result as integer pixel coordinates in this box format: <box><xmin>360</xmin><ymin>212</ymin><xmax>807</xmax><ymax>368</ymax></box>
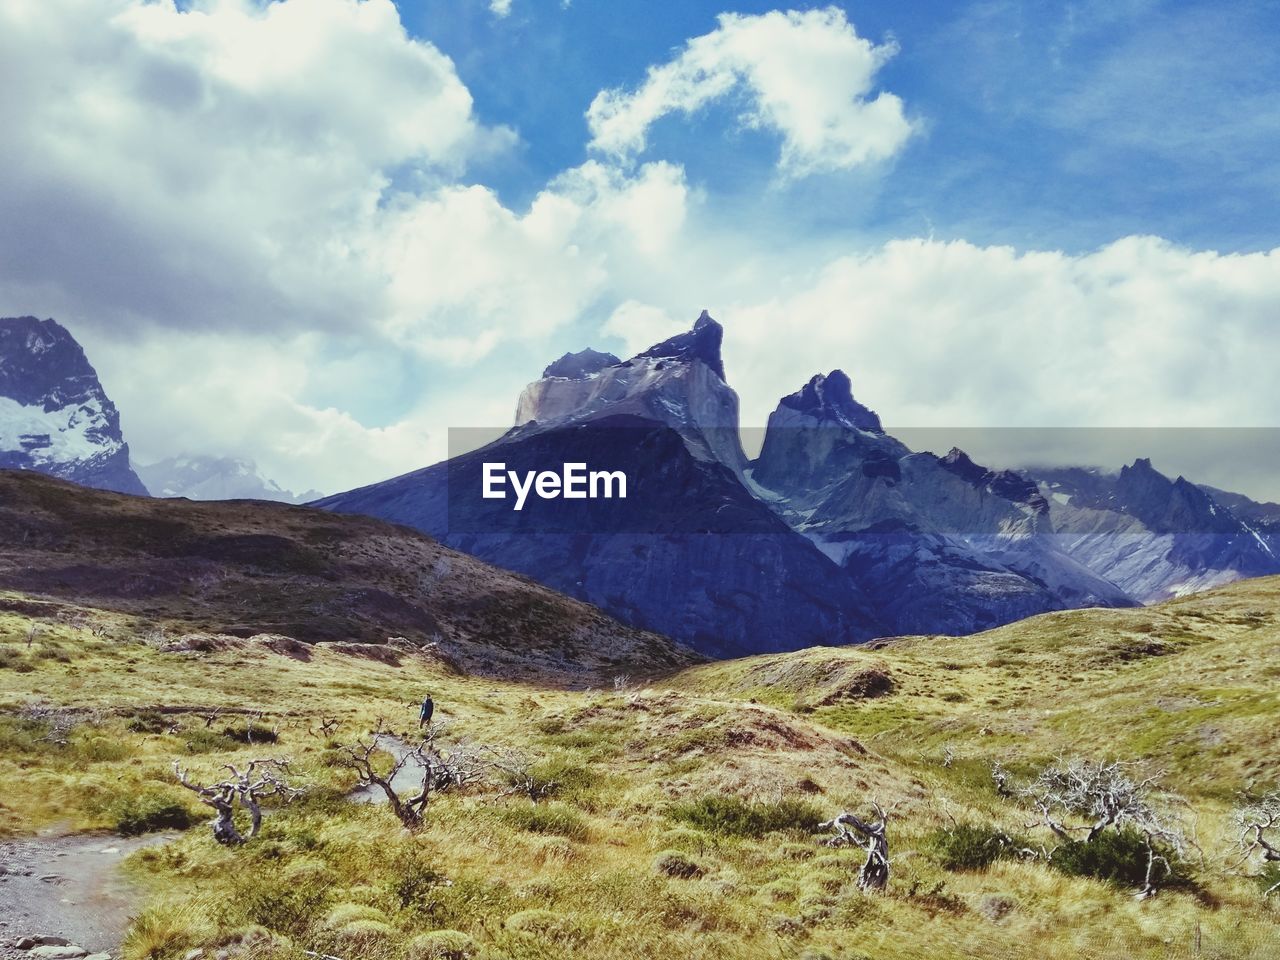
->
<box><xmin>0</xmin><ymin>735</ymin><xmax>423</xmax><ymax>955</ymax></box>
<box><xmin>348</xmin><ymin>734</ymin><xmax>426</xmax><ymax>803</ymax></box>
<box><xmin>0</xmin><ymin>830</ymin><xmax>175</xmax><ymax>957</ymax></box>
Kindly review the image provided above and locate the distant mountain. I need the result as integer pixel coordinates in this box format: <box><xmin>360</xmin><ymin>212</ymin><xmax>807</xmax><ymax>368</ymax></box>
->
<box><xmin>320</xmin><ymin>310</ymin><xmax>1280</xmax><ymax>655</ymax></box>
<box><xmin>750</xmin><ymin>371</ymin><xmax>1134</xmax><ymax>634</ymax></box>
<box><xmin>0</xmin><ymin>316</ymin><xmax>147</xmax><ymax>495</ymax></box>
<box><xmin>1033</xmin><ymin>463</ymin><xmax>1278</xmax><ymax>600</ymax></box>
<box><xmin>137</xmin><ymin>454</ymin><xmax>321</xmax><ymax>504</ymax></box>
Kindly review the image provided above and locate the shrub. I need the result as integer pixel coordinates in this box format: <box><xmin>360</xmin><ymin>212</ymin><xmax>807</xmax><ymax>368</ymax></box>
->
<box><xmin>925</xmin><ymin>823</ymin><xmax>1029</xmax><ymax>871</ymax></box>
<box><xmin>127</xmin><ymin>711</ymin><xmax>170</xmax><ymax>734</ymax></box>
<box><xmin>181</xmin><ymin>727</ymin><xmax>238</xmax><ymax>754</ymax></box>
<box><xmin>504</xmin><ymin>908</ymin><xmax>580</xmax><ymax>942</ymax></box>
<box><xmin>1050</xmin><ymin>826</ymin><xmax>1190</xmax><ymax>889</ymax></box>
<box><xmin>330</xmin><ymin>919</ymin><xmax>396</xmax><ymax>951</ymax></box>
<box><xmin>222</xmin><ymin>722</ymin><xmax>279</xmax><ymax>745</ymax></box>
<box><xmin>498</xmin><ymin>802</ymin><xmax>590</xmax><ymax>841</ymax></box>
<box><xmin>78</xmin><ymin>735</ymin><xmax>131</xmax><ymax>763</ymax></box>
<box><xmin>324</xmin><ymin>903</ymin><xmax>389</xmax><ymax>929</ymax></box>
<box><xmin>669</xmin><ymin>795</ymin><xmax>825</xmax><ymax>838</ymax></box>
<box><xmin>405</xmin><ymin>930</ymin><xmax>479</xmax><ymax>960</ymax></box>
<box><xmin>114</xmin><ymin>793</ymin><xmax>200</xmax><ymax>835</ymax></box>
<box><xmin>652</xmin><ymin>849</ymin><xmax>706</xmax><ymax>879</ymax></box>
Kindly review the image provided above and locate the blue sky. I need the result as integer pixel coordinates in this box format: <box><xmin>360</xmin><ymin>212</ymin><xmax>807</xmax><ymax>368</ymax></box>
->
<box><xmin>1</xmin><ymin>0</ymin><xmax>1278</xmax><ymax>496</ymax></box>
<box><xmin>401</xmin><ymin>0</ymin><xmax>1280</xmax><ymax>253</ymax></box>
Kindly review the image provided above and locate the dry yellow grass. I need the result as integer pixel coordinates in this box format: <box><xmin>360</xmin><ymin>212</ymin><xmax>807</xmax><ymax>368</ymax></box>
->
<box><xmin>3</xmin><ymin>577</ymin><xmax>1280</xmax><ymax>958</ymax></box>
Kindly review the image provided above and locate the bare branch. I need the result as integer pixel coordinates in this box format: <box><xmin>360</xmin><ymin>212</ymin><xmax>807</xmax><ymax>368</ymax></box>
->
<box><xmin>173</xmin><ymin>757</ymin><xmax>300</xmax><ymax>845</ymax></box>
<box><xmin>820</xmin><ymin>802</ymin><xmax>891</xmax><ymax>891</ymax></box>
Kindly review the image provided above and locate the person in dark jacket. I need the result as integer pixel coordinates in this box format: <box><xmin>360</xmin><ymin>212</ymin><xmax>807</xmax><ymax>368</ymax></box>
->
<box><xmin>419</xmin><ymin>694</ymin><xmax>434</xmax><ymax>728</ymax></box>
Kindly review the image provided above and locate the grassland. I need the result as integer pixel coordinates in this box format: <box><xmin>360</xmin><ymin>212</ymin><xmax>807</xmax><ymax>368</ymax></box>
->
<box><xmin>3</xmin><ymin>573</ymin><xmax>1280</xmax><ymax>960</ymax></box>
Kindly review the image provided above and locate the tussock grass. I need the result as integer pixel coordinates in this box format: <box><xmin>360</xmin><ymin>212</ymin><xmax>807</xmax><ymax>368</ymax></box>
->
<box><xmin>3</xmin><ymin>578</ymin><xmax>1280</xmax><ymax>957</ymax></box>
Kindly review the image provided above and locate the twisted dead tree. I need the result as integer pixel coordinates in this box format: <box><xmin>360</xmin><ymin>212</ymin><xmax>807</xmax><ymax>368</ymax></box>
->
<box><xmin>1018</xmin><ymin>757</ymin><xmax>1192</xmax><ymax>898</ymax></box>
<box><xmin>486</xmin><ymin>746</ymin><xmax>556</xmax><ymax>803</ymax></box>
<box><xmin>174</xmin><ymin>758</ymin><xmax>300</xmax><ymax>845</ymax></box>
<box><xmin>820</xmin><ymin>803</ymin><xmax>891</xmax><ymax>891</ymax></box>
<box><xmin>339</xmin><ymin>721</ymin><xmax>484</xmax><ymax>831</ymax></box>
<box><xmin>1234</xmin><ymin>790</ymin><xmax>1280</xmax><ymax>897</ymax></box>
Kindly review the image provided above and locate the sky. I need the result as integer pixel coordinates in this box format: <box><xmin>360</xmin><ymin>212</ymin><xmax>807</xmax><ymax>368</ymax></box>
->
<box><xmin>1</xmin><ymin>0</ymin><xmax>1278</xmax><ymax>497</ymax></box>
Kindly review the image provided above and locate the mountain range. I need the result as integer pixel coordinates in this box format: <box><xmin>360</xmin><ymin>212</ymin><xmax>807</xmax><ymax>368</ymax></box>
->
<box><xmin>4</xmin><ymin>311</ymin><xmax>1278</xmax><ymax>658</ymax></box>
<box><xmin>135</xmin><ymin>454</ymin><xmax>321</xmax><ymax>504</ymax></box>
<box><xmin>318</xmin><ymin>310</ymin><xmax>1280</xmax><ymax>654</ymax></box>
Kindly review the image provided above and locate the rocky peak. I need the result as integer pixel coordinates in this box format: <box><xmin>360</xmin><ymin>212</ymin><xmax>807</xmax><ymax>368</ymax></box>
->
<box><xmin>541</xmin><ymin>348</ymin><xmax>620</xmax><ymax>380</ymax></box>
<box><xmin>0</xmin><ymin>315</ymin><xmax>147</xmax><ymax>495</ymax></box>
<box><xmin>937</xmin><ymin>447</ymin><xmax>1047</xmax><ymax>513</ymax></box>
<box><xmin>634</xmin><ymin>309</ymin><xmax>726</xmax><ymax>380</ymax></box>
<box><xmin>779</xmin><ymin>370</ymin><xmax>883</xmax><ymax>433</ymax></box>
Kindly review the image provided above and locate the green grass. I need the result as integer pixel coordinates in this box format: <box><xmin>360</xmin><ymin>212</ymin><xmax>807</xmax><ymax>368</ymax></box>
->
<box><xmin>3</xmin><ymin>576</ymin><xmax>1280</xmax><ymax>959</ymax></box>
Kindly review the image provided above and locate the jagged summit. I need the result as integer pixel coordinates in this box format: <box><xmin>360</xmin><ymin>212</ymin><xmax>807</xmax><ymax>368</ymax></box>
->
<box><xmin>780</xmin><ymin>370</ymin><xmax>883</xmax><ymax>433</ymax></box>
<box><xmin>0</xmin><ymin>315</ymin><xmax>147</xmax><ymax>495</ymax></box>
<box><xmin>634</xmin><ymin>309</ymin><xmax>726</xmax><ymax>380</ymax></box>
<box><xmin>937</xmin><ymin>447</ymin><xmax>1047</xmax><ymax>513</ymax></box>
<box><xmin>542</xmin><ymin>348</ymin><xmax>620</xmax><ymax>380</ymax></box>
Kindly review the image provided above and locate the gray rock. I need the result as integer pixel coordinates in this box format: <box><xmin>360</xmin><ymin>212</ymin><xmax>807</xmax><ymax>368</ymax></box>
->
<box><xmin>28</xmin><ymin>946</ymin><xmax>88</xmax><ymax>960</ymax></box>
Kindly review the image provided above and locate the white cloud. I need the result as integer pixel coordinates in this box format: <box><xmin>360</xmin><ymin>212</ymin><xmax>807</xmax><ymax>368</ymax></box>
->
<box><xmin>719</xmin><ymin>236</ymin><xmax>1280</xmax><ymax>437</ymax></box>
<box><xmin>586</xmin><ymin>7</ymin><xmax>914</xmax><ymax>177</ymax></box>
<box><xmin>601</xmin><ymin>301</ymin><xmax>684</xmax><ymax>352</ymax></box>
<box><xmin>489</xmin><ymin>0</ymin><xmax>513</xmax><ymax>18</ymax></box>
<box><xmin>2</xmin><ymin>1</ymin><xmax>1276</xmax><ymax>500</ymax></box>
<box><xmin>0</xmin><ymin>0</ymin><xmax>515</xmax><ymax>341</ymax></box>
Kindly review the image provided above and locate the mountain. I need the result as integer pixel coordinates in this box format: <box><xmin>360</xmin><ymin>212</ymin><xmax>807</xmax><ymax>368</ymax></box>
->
<box><xmin>0</xmin><ymin>468</ymin><xmax>694</xmax><ymax>681</ymax></box>
<box><xmin>0</xmin><ymin>316</ymin><xmax>147</xmax><ymax>495</ymax></box>
<box><xmin>321</xmin><ymin>311</ymin><xmax>1280</xmax><ymax>654</ymax></box>
<box><xmin>1033</xmin><ymin>461</ymin><xmax>1280</xmax><ymax>600</ymax></box>
<box><xmin>321</xmin><ymin>314</ymin><xmax>882</xmax><ymax>657</ymax></box>
<box><xmin>137</xmin><ymin>454</ymin><xmax>321</xmax><ymax>504</ymax></box>
<box><xmin>515</xmin><ymin>310</ymin><xmax>747</xmax><ymax>475</ymax></box>
<box><xmin>750</xmin><ymin>371</ymin><xmax>1134</xmax><ymax>634</ymax></box>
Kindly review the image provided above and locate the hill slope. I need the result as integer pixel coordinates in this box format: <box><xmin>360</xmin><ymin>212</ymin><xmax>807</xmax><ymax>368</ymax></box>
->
<box><xmin>0</xmin><ymin>469</ymin><xmax>694</xmax><ymax>681</ymax></box>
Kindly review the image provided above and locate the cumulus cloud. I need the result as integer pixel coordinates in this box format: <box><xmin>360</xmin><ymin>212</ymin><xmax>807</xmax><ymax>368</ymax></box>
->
<box><xmin>489</xmin><ymin>0</ymin><xmax>513</xmax><ymax>17</ymax></box>
<box><xmin>0</xmin><ymin>0</ymin><xmax>523</xmax><ymax>343</ymax></box>
<box><xmin>2</xmin><ymin>1</ymin><xmax>1276</xmax><ymax>499</ymax></box>
<box><xmin>717</xmin><ymin>236</ymin><xmax>1280</xmax><ymax>435</ymax></box>
<box><xmin>586</xmin><ymin>7</ymin><xmax>914</xmax><ymax>177</ymax></box>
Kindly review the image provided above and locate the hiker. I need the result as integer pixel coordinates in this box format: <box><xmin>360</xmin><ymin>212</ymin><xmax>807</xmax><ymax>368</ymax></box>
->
<box><xmin>419</xmin><ymin>694</ymin><xmax>434</xmax><ymax>728</ymax></box>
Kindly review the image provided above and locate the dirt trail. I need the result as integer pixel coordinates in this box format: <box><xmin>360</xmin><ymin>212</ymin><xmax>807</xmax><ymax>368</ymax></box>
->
<box><xmin>0</xmin><ymin>830</ymin><xmax>175</xmax><ymax>956</ymax></box>
<box><xmin>348</xmin><ymin>734</ymin><xmax>426</xmax><ymax>804</ymax></box>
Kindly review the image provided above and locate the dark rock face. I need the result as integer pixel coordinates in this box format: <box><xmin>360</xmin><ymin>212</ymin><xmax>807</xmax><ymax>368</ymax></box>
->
<box><xmin>0</xmin><ymin>317</ymin><xmax>147</xmax><ymax>495</ymax></box>
<box><xmin>541</xmin><ymin>348</ymin><xmax>621</xmax><ymax>380</ymax></box>
<box><xmin>635</xmin><ymin>310</ymin><xmax>726</xmax><ymax>380</ymax></box>
<box><xmin>779</xmin><ymin>370</ymin><xmax>883</xmax><ymax>433</ymax></box>
<box><xmin>937</xmin><ymin>447</ymin><xmax>1048</xmax><ymax>514</ymax></box>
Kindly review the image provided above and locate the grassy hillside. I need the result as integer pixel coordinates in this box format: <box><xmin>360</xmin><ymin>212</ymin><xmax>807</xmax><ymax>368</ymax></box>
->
<box><xmin>0</xmin><ymin>470</ymin><xmax>693</xmax><ymax>681</ymax></box>
<box><xmin>1</xmin><ymin>474</ymin><xmax>1278</xmax><ymax>959</ymax></box>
